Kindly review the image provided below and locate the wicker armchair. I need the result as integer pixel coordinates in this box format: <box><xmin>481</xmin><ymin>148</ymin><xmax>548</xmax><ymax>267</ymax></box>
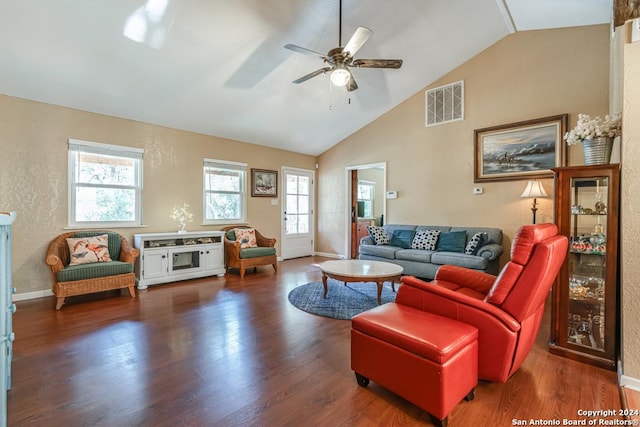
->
<box><xmin>45</xmin><ymin>230</ymin><xmax>139</xmax><ymax>309</ymax></box>
<box><xmin>221</xmin><ymin>226</ymin><xmax>277</xmax><ymax>278</ymax></box>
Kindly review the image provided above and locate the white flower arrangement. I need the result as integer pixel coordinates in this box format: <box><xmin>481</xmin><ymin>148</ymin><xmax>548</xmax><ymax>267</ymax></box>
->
<box><xmin>170</xmin><ymin>203</ymin><xmax>193</xmax><ymax>231</ymax></box>
<box><xmin>563</xmin><ymin>113</ymin><xmax>622</xmax><ymax>145</ymax></box>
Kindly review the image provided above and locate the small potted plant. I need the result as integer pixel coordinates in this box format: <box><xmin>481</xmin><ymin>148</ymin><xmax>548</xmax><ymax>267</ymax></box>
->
<box><xmin>564</xmin><ymin>113</ymin><xmax>622</xmax><ymax>165</ymax></box>
<box><xmin>170</xmin><ymin>203</ymin><xmax>193</xmax><ymax>233</ymax></box>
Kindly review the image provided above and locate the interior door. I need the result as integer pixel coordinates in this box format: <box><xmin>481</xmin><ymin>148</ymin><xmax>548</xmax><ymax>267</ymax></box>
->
<box><xmin>281</xmin><ymin>168</ymin><xmax>314</xmax><ymax>259</ymax></box>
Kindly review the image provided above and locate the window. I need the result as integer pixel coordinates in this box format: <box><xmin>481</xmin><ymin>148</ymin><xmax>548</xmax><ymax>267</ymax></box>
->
<box><xmin>68</xmin><ymin>139</ymin><xmax>143</xmax><ymax>227</ymax></box>
<box><xmin>357</xmin><ymin>180</ymin><xmax>374</xmax><ymax>218</ymax></box>
<box><xmin>203</xmin><ymin>159</ymin><xmax>247</xmax><ymax>224</ymax></box>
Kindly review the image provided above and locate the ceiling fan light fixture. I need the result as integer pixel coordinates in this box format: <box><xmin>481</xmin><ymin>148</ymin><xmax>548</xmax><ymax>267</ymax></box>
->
<box><xmin>330</xmin><ymin>66</ymin><xmax>350</xmax><ymax>87</ymax></box>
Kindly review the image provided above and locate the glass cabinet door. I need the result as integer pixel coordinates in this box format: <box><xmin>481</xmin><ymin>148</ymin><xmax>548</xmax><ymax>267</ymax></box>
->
<box><xmin>550</xmin><ymin>164</ymin><xmax>619</xmax><ymax>370</ymax></box>
<box><xmin>566</xmin><ymin>176</ymin><xmax>607</xmax><ymax>351</ymax></box>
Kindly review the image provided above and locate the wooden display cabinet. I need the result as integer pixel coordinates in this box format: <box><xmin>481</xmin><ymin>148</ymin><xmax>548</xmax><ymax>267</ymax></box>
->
<box><xmin>549</xmin><ymin>164</ymin><xmax>620</xmax><ymax>369</ymax></box>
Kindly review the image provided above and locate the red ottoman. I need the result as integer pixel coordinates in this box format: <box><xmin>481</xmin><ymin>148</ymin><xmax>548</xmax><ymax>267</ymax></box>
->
<box><xmin>351</xmin><ymin>303</ymin><xmax>478</xmax><ymax>427</ymax></box>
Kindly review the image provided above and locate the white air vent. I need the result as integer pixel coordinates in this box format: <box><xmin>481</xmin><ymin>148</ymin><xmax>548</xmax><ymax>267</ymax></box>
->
<box><xmin>425</xmin><ymin>80</ymin><xmax>464</xmax><ymax>127</ymax></box>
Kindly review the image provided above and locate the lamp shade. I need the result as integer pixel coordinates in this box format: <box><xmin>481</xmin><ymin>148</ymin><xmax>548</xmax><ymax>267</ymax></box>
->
<box><xmin>520</xmin><ymin>180</ymin><xmax>548</xmax><ymax>198</ymax></box>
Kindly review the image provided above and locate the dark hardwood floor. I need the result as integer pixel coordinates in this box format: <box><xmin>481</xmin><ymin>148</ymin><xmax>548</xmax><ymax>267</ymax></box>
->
<box><xmin>8</xmin><ymin>256</ymin><xmax>621</xmax><ymax>426</ymax></box>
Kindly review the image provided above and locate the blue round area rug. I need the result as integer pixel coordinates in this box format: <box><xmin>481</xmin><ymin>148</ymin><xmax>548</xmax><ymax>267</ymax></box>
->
<box><xmin>287</xmin><ymin>279</ymin><xmax>397</xmax><ymax>320</ymax></box>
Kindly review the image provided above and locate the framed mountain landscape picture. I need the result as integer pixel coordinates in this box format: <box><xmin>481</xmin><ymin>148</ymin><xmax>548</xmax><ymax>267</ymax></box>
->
<box><xmin>474</xmin><ymin>114</ymin><xmax>567</xmax><ymax>182</ymax></box>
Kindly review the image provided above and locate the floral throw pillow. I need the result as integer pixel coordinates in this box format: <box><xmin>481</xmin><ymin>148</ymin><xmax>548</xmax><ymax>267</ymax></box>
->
<box><xmin>234</xmin><ymin>228</ymin><xmax>258</xmax><ymax>248</ymax></box>
<box><xmin>66</xmin><ymin>234</ymin><xmax>112</xmax><ymax>266</ymax></box>
<box><xmin>411</xmin><ymin>230</ymin><xmax>441</xmax><ymax>250</ymax></box>
<box><xmin>366</xmin><ymin>226</ymin><xmax>390</xmax><ymax>245</ymax></box>
<box><xmin>465</xmin><ymin>232</ymin><xmax>487</xmax><ymax>255</ymax></box>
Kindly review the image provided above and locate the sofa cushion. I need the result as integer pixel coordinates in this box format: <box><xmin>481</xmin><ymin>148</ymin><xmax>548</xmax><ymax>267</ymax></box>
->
<box><xmin>358</xmin><ymin>244</ymin><xmax>401</xmax><ymax>260</ymax></box>
<box><xmin>412</xmin><ymin>230</ymin><xmax>440</xmax><ymax>250</ymax></box>
<box><xmin>57</xmin><ymin>260</ymin><xmax>133</xmax><ymax>282</ymax></box>
<box><xmin>239</xmin><ymin>247</ymin><xmax>276</xmax><ymax>259</ymax></box>
<box><xmin>395</xmin><ymin>249</ymin><xmax>433</xmax><ymax>263</ymax></box>
<box><xmin>430</xmin><ymin>252</ymin><xmax>487</xmax><ymax>270</ymax></box>
<box><xmin>389</xmin><ymin>229</ymin><xmax>415</xmax><ymax>249</ymax></box>
<box><xmin>66</xmin><ymin>234</ymin><xmax>112</xmax><ymax>266</ymax></box>
<box><xmin>367</xmin><ymin>226</ymin><xmax>390</xmax><ymax>245</ymax></box>
<box><xmin>436</xmin><ymin>230</ymin><xmax>466</xmax><ymax>252</ymax></box>
<box><xmin>465</xmin><ymin>232</ymin><xmax>487</xmax><ymax>255</ymax></box>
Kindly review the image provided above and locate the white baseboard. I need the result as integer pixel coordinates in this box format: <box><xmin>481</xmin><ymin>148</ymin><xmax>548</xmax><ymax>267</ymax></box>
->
<box><xmin>620</xmin><ymin>375</ymin><xmax>640</xmax><ymax>392</ymax></box>
<box><xmin>13</xmin><ymin>289</ymin><xmax>54</xmax><ymax>302</ymax></box>
<box><xmin>313</xmin><ymin>252</ymin><xmax>345</xmax><ymax>259</ymax></box>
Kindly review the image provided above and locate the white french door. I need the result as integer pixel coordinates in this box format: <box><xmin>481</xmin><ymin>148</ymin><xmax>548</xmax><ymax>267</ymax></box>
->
<box><xmin>281</xmin><ymin>168</ymin><xmax>314</xmax><ymax>259</ymax></box>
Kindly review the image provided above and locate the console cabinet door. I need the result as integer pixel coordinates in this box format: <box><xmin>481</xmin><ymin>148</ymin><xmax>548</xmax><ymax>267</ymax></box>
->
<box><xmin>204</xmin><ymin>244</ymin><xmax>223</xmax><ymax>273</ymax></box>
<box><xmin>142</xmin><ymin>250</ymin><xmax>168</xmax><ymax>280</ymax></box>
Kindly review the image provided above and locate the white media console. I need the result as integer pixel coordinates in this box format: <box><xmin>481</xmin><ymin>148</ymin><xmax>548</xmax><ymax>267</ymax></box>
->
<box><xmin>134</xmin><ymin>231</ymin><xmax>225</xmax><ymax>289</ymax></box>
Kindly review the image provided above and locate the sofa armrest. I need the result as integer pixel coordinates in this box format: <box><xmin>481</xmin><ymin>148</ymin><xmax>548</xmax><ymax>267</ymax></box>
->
<box><xmin>398</xmin><ymin>276</ymin><xmax>520</xmax><ymax>332</ymax></box>
<box><xmin>224</xmin><ymin>238</ymin><xmax>242</xmax><ymax>258</ymax></box>
<box><xmin>360</xmin><ymin>236</ymin><xmax>375</xmax><ymax>246</ymax></box>
<box><xmin>119</xmin><ymin>237</ymin><xmax>140</xmax><ymax>264</ymax></box>
<box><xmin>255</xmin><ymin>230</ymin><xmax>276</xmax><ymax>247</ymax></box>
<box><xmin>434</xmin><ymin>265</ymin><xmax>496</xmax><ymax>294</ymax></box>
<box><xmin>45</xmin><ymin>236</ymin><xmax>67</xmax><ymax>274</ymax></box>
<box><xmin>477</xmin><ymin>243</ymin><xmax>503</xmax><ymax>261</ymax></box>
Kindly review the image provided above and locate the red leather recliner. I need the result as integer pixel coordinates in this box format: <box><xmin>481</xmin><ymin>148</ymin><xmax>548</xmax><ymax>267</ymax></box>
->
<box><xmin>396</xmin><ymin>223</ymin><xmax>568</xmax><ymax>382</ymax></box>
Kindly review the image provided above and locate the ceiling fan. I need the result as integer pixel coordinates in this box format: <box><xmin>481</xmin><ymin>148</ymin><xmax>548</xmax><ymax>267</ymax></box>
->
<box><xmin>284</xmin><ymin>0</ymin><xmax>402</xmax><ymax>92</ymax></box>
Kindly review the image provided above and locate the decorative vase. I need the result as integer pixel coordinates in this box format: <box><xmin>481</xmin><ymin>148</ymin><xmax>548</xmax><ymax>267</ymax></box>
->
<box><xmin>582</xmin><ymin>137</ymin><xmax>613</xmax><ymax>165</ymax></box>
<box><xmin>177</xmin><ymin>223</ymin><xmax>187</xmax><ymax>234</ymax></box>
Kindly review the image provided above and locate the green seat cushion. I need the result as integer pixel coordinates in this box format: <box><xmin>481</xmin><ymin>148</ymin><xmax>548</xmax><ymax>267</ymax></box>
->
<box><xmin>57</xmin><ymin>261</ymin><xmax>133</xmax><ymax>282</ymax></box>
<box><xmin>239</xmin><ymin>247</ymin><xmax>276</xmax><ymax>259</ymax></box>
<box><xmin>70</xmin><ymin>231</ymin><xmax>122</xmax><ymax>260</ymax></box>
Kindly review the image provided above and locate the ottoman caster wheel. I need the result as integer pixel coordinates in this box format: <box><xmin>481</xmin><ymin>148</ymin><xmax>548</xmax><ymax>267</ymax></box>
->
<box><xmin>428</xmin><ymin>414</ymin><xmax>448</xmax><ymax>427</ymax></box>
<box><xmin>465</xmin><ymin>387</ymin><xmax>475</xmax><ymax>401</ymax></box>
<box><xmin>355</xmin><ymin>373</ymin><xmax>369</xmax><ymax>387</ymax></box>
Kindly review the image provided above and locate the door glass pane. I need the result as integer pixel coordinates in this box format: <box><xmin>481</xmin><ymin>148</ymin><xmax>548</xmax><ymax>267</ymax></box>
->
<box><xmin>298</xmin><ymin>176</ymin><xmax>309</xmax><ymax>195</ymax></box>
<box><xmin>567</xmin><ymin>176</ymin><xmax>607</xmax><ymax>351</ymax></box>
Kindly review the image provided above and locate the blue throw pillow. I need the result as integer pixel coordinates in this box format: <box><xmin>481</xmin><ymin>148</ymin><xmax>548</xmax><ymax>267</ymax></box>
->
<box><xmin>390</xmin><ymin>229</ymin><xmax>415</xmax><ymax>249</ymax></box>
<box><xmin>436</xmin><ymin>230</ymin><xmax>467</xmax><ymax>252</ymax></box>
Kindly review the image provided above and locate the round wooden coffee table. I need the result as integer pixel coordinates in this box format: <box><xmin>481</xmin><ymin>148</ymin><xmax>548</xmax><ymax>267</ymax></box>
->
<box><xmin>319</xmin><ymin>260</ymin><xmax>403</xmax><ymax>305</ymax></box>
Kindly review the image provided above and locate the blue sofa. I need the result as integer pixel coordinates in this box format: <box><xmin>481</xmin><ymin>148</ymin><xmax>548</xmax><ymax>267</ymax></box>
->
<box><xmin>358</xmin><ymin>224</ymin><xmax>503</xmax><ymax>279</ymax></box>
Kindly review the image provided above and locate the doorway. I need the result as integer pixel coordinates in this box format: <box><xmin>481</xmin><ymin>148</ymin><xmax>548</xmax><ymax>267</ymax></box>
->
<box><xmin>345</xmin><ymin>163</ymin><xmax>386</xmax><ymax>259</ymax></box>
<box><xmin>281</xmin><ymin>167</ymin><xmax>315</xmax><ymax>259</ymax></box>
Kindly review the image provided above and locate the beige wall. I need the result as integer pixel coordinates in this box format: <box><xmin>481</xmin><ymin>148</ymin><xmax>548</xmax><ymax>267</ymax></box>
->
<box><xmin>317</xmin><ymin>25</ymin><xmax>610</xmax><ymax>263</ymax></box>
<box><xmin>621</xmin><ymin>37</ymin><xmax>640</xmax><ymax>380</ymax></box>
<box><xmin>0</xmin><ymin>95</ymin><xmax>316</xmax><ymax>295</ymax></box>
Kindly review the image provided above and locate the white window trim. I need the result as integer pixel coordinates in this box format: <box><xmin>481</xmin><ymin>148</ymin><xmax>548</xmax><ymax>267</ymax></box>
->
<box><xmin>68</xmin><ymin>138</ymin><xmax>144</xmax><ymax>228</ymax></box>
<box><xmin>203</xmin><ymin>158</ymin><xmax>248</xmax><ymax>225</ymax></box>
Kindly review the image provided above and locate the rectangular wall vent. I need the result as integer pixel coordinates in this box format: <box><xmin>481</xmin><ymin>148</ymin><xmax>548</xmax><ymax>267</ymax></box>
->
<box><xmin>425</xmin><ymin>80</ymin><xmax>464</xmax><ymax>127</ymax></box>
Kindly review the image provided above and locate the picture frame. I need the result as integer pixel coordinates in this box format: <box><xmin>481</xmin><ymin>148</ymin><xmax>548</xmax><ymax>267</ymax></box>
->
<box><xmin>474</xmin><ymin>114</ymin><xmax>568</xmax><ymax>183</ymax></box>
<box><xmin>251</xmin><ymin>169</ymin><xmax>278</xmax><ymax>197</ymax></box>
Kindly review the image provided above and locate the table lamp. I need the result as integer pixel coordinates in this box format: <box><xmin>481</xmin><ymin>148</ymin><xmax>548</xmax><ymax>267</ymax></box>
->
<box><xmin>521</xmin><ymin>180</ymin><xmax>548</xmax><ymax>224</ymax></box>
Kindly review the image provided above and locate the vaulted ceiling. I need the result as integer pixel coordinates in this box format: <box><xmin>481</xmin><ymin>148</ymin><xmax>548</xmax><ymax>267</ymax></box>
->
<box><xmin>0</xmin><ymin>1</ymin><xmax>612</xmax><ymax>155</ymax></box>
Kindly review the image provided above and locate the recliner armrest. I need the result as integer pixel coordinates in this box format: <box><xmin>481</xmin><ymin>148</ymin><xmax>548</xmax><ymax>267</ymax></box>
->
<box><xmin>398</xmin><ymin>276</ymin><xmax>521</xmax><ymax>332</ymax></box>
<box><xmin>434</xmin><ymin>265</ymin><xmax>496</xmax><ymax>294</ymax></box>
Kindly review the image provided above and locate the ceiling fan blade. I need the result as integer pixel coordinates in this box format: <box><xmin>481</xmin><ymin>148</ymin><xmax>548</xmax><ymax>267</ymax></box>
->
<box><xmin>352</xmin><ymin>59</ymin><xmax>403</xmax><ymax>69</ymax></box>
<box><xmin>343</xmin><ymin>26</ymin><xmax>372</xmax><ymax>58</ymax></box>
<box><xmin>284</xmin><ymin>44</ymin><xmax>328</xmax><ymax>61</ymax></box>
<box><xmin>292</xmin><ymin>67</ymin><xmax>331</xmax><ymax>84</ymax></box>
<box><xmin>346</xmin><ymin>73</ymin><xmax>358</xmax><ymax>92</ymax></box>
